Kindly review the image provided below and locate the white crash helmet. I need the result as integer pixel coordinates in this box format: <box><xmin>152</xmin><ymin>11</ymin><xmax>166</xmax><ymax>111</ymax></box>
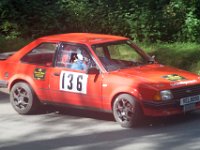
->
<box><xmin>77</xmin><ymin>53</ymin><xmax>83</xmax><ymax>61</ymax></box>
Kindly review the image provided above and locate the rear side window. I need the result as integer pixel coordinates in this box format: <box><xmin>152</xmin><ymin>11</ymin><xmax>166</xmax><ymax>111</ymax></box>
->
<box><xmin>21</xmin><ymin>43</ymin><xmax>57</xmax><ymax>66</ymax></box>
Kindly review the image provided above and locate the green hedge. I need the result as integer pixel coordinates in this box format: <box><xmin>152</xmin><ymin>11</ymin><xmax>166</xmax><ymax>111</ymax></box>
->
<box><xmin>1</xmin><ymin>1</ymin><xmax>200</xmax><ymax>43</ymax></box>
<box><xmin>0</xmin><ymin>37</ymin><xmax>31</xmax><ymax>52</ymax></box>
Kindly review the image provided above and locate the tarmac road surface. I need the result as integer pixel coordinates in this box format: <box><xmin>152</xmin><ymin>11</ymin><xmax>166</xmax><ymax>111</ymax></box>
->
<box><xmin>1</xmin><ymin>89</ymin><xmax>200</xmax><ymax>150</ymax></box>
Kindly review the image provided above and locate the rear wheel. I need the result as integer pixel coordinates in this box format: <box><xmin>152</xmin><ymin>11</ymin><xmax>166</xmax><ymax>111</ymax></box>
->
<box><xmin>113</xmin><ymin>94</ymin><xmax>143</xmax><ymax>128</ymax></box>
<box><xmin>10</xmin><ymin>82</ymin><xmax>40</xmax><ymax>114</ymax></box>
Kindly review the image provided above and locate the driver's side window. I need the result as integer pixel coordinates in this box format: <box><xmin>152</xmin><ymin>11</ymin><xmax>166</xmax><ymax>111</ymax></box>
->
<box><xmin>55</xmin><ymin>44</ymin><xmax>96</xmax><ymax>71</ymax></box>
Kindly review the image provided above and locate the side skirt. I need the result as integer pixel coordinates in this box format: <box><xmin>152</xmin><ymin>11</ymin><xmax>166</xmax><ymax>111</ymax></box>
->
<box><xmin>41</xmin><ymin>100</ymin><xmax>112</xmax><ymax>113</ymax></box>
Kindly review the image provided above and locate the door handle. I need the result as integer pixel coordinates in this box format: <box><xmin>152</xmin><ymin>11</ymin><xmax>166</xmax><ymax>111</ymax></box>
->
<box><xmin>53</xmin><ymin>72</ymin><xmax>60</xmax><ymax>76</ymax></box>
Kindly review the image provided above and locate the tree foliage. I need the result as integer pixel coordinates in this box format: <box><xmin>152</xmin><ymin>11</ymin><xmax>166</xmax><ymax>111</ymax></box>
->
<box><xmin>1</xmin><ymin>0</ymin><xmax>200</xmax><ymax>43</ymax></box>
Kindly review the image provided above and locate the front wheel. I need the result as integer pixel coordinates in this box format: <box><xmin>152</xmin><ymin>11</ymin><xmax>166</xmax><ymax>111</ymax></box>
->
<box><xmin>112</xmin><ymin>94</ymin><xmax>143</xmax><ymax>128</ymax></box>
<box><xmin>10</xmin><ymin>82</ymin><xmax>40</xmax><ymax>114</ymax></box>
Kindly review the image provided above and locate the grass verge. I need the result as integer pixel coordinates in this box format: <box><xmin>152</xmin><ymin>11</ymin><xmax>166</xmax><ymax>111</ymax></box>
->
<box><xmin>138</xmin><ymin>42</ymin><xmax>200</xmax><ymax>74</ymax></box>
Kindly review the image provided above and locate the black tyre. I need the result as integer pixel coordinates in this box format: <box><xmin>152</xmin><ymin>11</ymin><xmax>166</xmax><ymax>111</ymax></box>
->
<box><xmin>10</xmin><ymin>82</ymin><xmax>40</xmax><ymax>114</ymax></box>
<box><xmin>113</xmin><ymin>94</ymin><xmax>143</xmax><ymax>128</ymax></box>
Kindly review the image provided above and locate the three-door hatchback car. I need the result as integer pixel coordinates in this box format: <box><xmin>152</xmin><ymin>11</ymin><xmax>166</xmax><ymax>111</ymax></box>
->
<box><xmin>1</xmin><ymin>33</ymin><xmax>200</xmax><ymax>127</ymax></box>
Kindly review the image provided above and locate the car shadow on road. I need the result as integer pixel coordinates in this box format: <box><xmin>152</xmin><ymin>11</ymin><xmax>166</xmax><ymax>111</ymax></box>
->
<box><xmin>44</xmin><ymin>106</ymin><xmax>115</xmax><ymax>122</ymax></box>
<box><xmin>1</xmin><ymin>113</ymin><xmax>200</xmax><ymax>150</ymax></box>
<box><xmin>45</xmin><ymin>105</ymin><xmax>200</xmax><ymax>128</ymax></box>
<box><xmin>143</xmin><ymin>111</ymin><xmax>200</xmax><ymax>128</ymax></box>
<box><xmin>1</xmin><ymin>94</ymin><xmax>200</xmax><ymax>150</ymax></box>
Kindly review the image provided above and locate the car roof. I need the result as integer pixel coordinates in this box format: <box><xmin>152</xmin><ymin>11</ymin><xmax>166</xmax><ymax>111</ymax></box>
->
<box><xmin>39</xmin><ymin>33</ymin><xmax>128</xmax><ymax>45</ymax></box>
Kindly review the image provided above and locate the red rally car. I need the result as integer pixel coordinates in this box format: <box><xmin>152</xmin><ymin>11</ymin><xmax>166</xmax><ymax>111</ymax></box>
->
<box><xmin>1</xmin><ymin>33</ymin><xmax>200</xmax><ymax>127</ymax></box>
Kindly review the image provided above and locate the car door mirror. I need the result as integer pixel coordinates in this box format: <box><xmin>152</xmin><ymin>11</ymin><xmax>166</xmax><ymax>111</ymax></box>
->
<box><xmin>148</xmin><ymin>55</ymin><xmax>156</xmax><ymax>64</ymax></box>
<box><xmin>87</xmin><ymin>67</ymin><xmax>100</xmax><ymax>74</ymax></box>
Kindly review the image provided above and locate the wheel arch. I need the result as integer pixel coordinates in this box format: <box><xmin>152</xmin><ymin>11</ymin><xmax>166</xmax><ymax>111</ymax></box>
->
<box><xmin>8</xmin><ymin>75</ymin><xmax>38</xmax><ymax>95</ymax></box>
<box><xmin>110</xmin><ymin>90</ymin><xmax>142</xmax><ymax>111</ymax></box>
<box><xmin>9</xmin><ymin>79</ymin><xmax>29</xmax><ymax>91</ymax></box>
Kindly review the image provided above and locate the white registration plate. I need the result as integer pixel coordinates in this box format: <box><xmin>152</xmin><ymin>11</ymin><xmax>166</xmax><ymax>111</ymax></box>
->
<box><xmin>180</xmin><ymin>95</ymin><xmax>200</xmax><ymax>106</ymax></box>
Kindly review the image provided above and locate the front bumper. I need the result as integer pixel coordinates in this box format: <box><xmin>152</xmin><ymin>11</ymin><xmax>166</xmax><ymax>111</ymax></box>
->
<box><xmin>143</xmin><ymin>100</ymin><xmax>180</xmax><ymax>109</ymax></box>
<box><xmin>141</xmin><ymin>99</ymin><xmax>200</xmax><ymax>116</ymax></box>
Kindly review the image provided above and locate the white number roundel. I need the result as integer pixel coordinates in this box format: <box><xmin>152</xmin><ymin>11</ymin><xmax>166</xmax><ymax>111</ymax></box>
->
<box><xmin>60</xmin><ymin>71</ymin><xmax>88</xmax><ymax>94</ymax></box>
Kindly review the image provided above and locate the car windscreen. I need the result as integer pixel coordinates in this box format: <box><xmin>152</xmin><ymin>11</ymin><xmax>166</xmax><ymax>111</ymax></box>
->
<box><xmin>92</xmin><ymin>40</ymin><xmax>151</xmax><ymax>72</ymax></box>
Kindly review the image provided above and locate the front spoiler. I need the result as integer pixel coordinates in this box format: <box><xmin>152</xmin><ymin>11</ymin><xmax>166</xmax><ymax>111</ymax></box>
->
<box><xmin>142</xmin><ymin>100</ymin><xmax>180</xmax><ymax>109</ymax></box>
<box><xmin>0</xmin><ymin>80</ymin><xmax>8</xmax><ymax>88</ymax></box>
<box><xmin>142</xmin><ymin>99</ymin><xmax>200</xmax><ymax>116</ymax></box>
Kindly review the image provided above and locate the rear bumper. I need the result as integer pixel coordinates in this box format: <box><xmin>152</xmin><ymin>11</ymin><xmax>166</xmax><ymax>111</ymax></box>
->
<box><xmin>0</xmin><ymin>80</ymin><xmax>8</xmax><ymax>88</ymax></box>
<box><xmin>141</xmin><ymin>99</ymin><xmax>200</xmax><ymax>116</ymax></box>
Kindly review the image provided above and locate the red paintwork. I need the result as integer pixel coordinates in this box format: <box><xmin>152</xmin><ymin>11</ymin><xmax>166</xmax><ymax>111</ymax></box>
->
<box><xmin>1</xmin><ymin>33</ymin><xmax>200</xmax><ymax>117</ymax></box>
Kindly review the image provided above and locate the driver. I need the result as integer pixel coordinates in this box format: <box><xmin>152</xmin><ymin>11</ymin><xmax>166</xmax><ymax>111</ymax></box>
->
<box><xmin>71</xmin><ymin>52</ymin><xmax>88</xmax><ymax>71</ymax></box>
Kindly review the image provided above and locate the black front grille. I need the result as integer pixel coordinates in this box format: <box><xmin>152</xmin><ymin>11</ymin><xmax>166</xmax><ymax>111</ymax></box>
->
<box><xmin>171</xmin><ymin>84</ymin><xmax>200</xmax><ymax>99</ymax></box>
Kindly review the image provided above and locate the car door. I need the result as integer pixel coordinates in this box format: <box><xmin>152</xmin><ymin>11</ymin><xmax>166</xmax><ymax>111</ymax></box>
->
<box><xmin>49</xmin><ymin>43</ymin><xmax>103</xmax><ymax>109</ymax></box>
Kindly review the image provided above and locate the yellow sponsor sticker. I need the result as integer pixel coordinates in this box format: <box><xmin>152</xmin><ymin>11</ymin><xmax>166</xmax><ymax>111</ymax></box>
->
<box><xmin>34</xmin><ymin>68</ymin><xmax>46</xmax><ymax>80</ymax></box>
<box><xmin>162</xmin><ymin>74</ymin><xmax>186</xmax><ymax>81</ymax></box>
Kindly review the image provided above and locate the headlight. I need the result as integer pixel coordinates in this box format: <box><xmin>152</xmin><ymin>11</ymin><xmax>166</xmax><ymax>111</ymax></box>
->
<box><xmin>160</xmin><ymin>90</ymin><xmax>173</xmax><ymax>101</ymax></box>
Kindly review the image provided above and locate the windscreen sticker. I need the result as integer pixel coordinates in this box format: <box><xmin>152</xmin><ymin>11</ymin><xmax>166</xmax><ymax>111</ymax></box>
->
<box><xmin>60</xmin><ymin>71</ymin><xmax>88</xmax><ymax>94</ymax></box>
<box><xmin>162</xmin><ymin>74</ymin><xmax>186</xmax><ymax>81</ymax></box>
<box><xmin>34</xmin><ymin>68</ymin><xmax>46</xmax><ymax>80</ymax></box>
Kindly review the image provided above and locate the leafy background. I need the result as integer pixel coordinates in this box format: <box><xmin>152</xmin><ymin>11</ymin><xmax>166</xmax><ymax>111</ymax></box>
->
<box><xmin>1</xmin><ymin>0</ymin><xmax>200</xmax><ymax>73</ymax></box>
